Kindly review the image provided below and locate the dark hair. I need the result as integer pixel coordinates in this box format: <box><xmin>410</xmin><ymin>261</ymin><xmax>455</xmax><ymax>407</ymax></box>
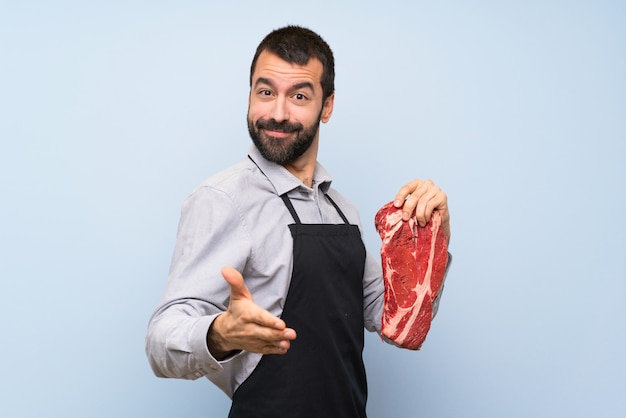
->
<box><xmin>250</xmin><ymin>25</ymin><xmax>335</xmax><ymax>102</ymax></box>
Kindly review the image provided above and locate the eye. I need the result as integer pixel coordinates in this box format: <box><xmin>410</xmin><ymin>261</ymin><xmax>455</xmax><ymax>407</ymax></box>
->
<box><xmin>293</xmin><ymin>93</ymin><xmax>307</xmax><ymax>101</ymax></box>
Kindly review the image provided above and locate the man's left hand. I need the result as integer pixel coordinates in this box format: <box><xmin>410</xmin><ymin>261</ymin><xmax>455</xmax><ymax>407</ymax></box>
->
<box><xmin>393</xmin><ymin>179</ymin><xmax>451</xmax><ymax>242</ymax></box>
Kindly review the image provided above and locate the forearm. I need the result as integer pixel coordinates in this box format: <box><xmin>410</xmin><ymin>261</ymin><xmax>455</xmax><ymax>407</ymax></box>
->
<box><xmin>146</xmin><ymin>185</ymin><xmax>252</xmax><ymax>377</ymax></box>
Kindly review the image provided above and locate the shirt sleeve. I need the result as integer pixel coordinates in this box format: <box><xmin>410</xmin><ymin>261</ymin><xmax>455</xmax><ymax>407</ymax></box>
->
<box><xmin>145</xmin><ymin>184</ymin><xmax>252</xmax><ymax>380</ymax></box>
<box><xmin>362</xmin><ymin>248</ymin><xmax>385</xmax><ymax>333</ymax></box>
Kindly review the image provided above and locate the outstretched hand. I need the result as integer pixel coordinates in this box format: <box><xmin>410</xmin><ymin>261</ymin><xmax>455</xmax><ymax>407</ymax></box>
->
<box><xmin>393</xmin><ymin>179</ymin><xmax>451</xmax><ymax>241</ymax></box>
<box><xmin>207</xmin><ymin>267</ymin><xmax>297</xmax><ymax>360</ymax></box>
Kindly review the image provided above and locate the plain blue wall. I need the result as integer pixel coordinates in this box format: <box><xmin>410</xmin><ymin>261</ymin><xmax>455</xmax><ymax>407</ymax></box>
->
<box><xmin>1</xmin><ymin>1</ymin><xmax>624</xmax><ymax>417</ymax></box>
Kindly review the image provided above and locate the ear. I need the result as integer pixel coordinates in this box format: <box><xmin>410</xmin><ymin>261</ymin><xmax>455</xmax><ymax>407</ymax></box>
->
<box><xmin>320</xmin><ymin>93</ymin><xmax>335</xmax><ymax>123</ymax></box>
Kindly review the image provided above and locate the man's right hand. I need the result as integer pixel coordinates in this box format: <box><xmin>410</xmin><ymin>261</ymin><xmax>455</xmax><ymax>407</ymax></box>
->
<box><xmin>207</xmin><ymin>266</ymin><xmax>297</xmax><ymax>360</ymax></box>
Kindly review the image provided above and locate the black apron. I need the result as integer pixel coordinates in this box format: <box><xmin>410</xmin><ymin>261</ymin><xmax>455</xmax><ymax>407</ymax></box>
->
<box><xmin>228</xmin><ymin>193</ymin><xmax>368</xmax><ymax>418</ymax></box>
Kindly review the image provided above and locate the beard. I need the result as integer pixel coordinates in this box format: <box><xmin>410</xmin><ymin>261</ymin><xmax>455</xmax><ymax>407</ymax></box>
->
<box><xmin>247</xmin><ymin>112</ymin><xmax>322</xmax><ymax>165</ymax></box>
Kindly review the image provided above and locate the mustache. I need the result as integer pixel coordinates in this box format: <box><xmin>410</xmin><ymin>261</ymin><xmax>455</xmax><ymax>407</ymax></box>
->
<box><xmin>255</xmin><ymin>119</ymin><xmax>303</xmax><ymax>133</ymax></box>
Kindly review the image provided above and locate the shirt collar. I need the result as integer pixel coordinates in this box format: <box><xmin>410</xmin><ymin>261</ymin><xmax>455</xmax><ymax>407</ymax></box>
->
<box><xmin>247</xmin><ymin>145</ymin><xmax>332</xmax><ymax>196</ymax></box>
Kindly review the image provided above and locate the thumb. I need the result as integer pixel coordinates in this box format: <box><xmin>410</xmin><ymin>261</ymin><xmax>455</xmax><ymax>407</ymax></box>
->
<box><xmin>221</xmin><ymin>266</ymin><xmax>253</xmax><ymax>302</ymax></box>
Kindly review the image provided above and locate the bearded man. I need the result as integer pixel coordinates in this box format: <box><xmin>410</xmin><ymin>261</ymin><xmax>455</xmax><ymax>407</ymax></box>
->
<box><xmin>146</xmin><ymin>25</ymin><xmax>451</xmax><ymax>418</ymax></box>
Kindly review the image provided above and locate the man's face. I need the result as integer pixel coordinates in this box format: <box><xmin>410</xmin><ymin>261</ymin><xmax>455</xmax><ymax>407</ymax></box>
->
<box><xmin>247</xmin><ymin>51</ymin><xmax>333</xmax><ymax>165</ymax></box>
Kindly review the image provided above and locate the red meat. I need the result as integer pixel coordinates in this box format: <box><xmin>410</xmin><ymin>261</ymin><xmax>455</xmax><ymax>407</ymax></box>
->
<box><xmin>374</xmin><ymin>202</ymin><xmax>449</xmax><ymax>350</ymax></box>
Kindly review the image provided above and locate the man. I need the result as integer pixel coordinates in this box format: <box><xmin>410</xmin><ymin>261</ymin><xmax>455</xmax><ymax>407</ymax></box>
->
<box><xmin>146</xmin><ymin>25</ymin><xmax>451</xmax><ymax>417</ymax></box>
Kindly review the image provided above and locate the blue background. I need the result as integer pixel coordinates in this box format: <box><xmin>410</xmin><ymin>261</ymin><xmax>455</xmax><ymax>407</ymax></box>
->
<box><xmin>1</xmin><ymin>1</ymin><xmax>624</xmax><ymax>417</ymax></box>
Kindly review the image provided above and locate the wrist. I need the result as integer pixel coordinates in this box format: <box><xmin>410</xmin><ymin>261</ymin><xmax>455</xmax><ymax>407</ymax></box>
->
<box><xmin>207</xmin><ymin>314</ymin><xmax>235</xmax><ymax>360</ymax></box>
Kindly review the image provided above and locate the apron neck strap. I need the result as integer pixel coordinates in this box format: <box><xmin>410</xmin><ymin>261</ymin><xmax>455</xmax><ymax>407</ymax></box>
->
<box><xmin>280</xmin><ymin>193</ymin><xmax>350</xmax><ymax>225</ymax></box>
<box><xmin>280</xmin><ymin>194</ymin><xmax>301</xmax><ymax>224</ymax></box>
<box><xmin>324</xmin><ymin>194</ymin><xmax>350</xmax><ymax>224</ymax></box>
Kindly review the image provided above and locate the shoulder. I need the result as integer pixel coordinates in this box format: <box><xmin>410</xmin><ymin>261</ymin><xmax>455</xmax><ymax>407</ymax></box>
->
<box><xmin>179</xmin><ymin>157</ymin><xmax>281</xmax><ymax>227</ymax></box>
<box><xmin>325</xmin><ymin>186</ymin><xmax>363</xmax><ymax>226</ymax></box>
<box><xmin>185</xmin><ymin>158</ymin><xmax>272</xmax><ymax>203</ymax></box>
<box><xmin>195</xmin><ymin>158</ymin><xmax>256</xmax><ymax>192</ymax></box>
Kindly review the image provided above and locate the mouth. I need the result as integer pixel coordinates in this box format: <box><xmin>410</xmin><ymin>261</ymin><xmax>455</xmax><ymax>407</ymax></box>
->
<box><xmin>256</xmin><ymin>119</ymin><xmax>303</xmax><ymax>139</ymax></box>
<box><xmin>263</xmin><ymin>129</ymin><xmax>297</xmax><ymax>139</ymax></box>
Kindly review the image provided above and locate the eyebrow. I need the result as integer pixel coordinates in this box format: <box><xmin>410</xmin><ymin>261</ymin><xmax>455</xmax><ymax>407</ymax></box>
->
<box><xmin>254</xmin><ymin>77</ymin><xmax>276</xmax><ymax>90</ymax></box>
<box><xmin>254</xmin><ymin>77</ymin><xmax>315</xmax><ymax>93</ymax></box>
<box><xmin>291</xmin><ymin>81</ymin><xmax>315</xmax><ymax>92</ymax></box>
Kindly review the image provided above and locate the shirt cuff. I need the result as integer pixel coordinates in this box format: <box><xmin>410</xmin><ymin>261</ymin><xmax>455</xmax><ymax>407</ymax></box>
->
<box><xmin>188</xmin><ymin>314</ymin><xmax>244</xmax><ymax>379</ymax></box>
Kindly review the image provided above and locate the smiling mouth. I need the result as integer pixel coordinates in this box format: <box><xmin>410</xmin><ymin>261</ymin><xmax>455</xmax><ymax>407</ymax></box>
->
<box><xmin>264</xmin><ymin>129</ymin><xmax>296</xmax><ymax>138</ymax></box>
<box><xmin>256</xmin><ymin>119</ymin><xmax>303</xmax><ymax>136</ymax></box>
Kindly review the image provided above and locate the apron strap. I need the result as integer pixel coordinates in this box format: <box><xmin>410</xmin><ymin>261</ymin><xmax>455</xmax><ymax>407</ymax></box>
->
<box><xmin>280</xmin><ymin>194</ymin><xmax>301</xmax><ymax>224</ymax></box>
<box><xmin>281</xmin><ymin>193</ymin><xmax>350</xmax><ymax>225</ymax></box>
<box><xmin>325</xmin><ymin>193</ymin><xmax>350</xmax><ymax>224</ymax></box>
<box><xmin>250</xmin><ymin>154</ymin><xmax>351</xmax><ymax>226</ymax></box>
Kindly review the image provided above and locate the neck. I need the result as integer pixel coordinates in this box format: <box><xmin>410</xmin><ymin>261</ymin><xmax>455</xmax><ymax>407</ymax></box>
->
<box><xmin>283</xmin><ymin>161</ymin><xmax>315</xmax><ymax>188</ymax></box>
<box><xmin>283</xmin><ymin>138</ymin><xmax>318</xmax><ymax>188</ymax></box>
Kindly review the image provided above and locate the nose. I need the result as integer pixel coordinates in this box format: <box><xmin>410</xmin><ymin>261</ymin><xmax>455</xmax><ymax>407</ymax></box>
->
<box><xmin>269</xmin><ymin>97</ymin><xmax>289</xmax><ymax>122</ymax></box>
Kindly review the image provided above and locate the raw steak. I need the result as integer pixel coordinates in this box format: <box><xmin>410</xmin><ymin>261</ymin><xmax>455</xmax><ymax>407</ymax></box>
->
<box><xmin>374</xmin><ymin>202</ymin><xmax>448</xmax><ymax>350</ymax></box>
